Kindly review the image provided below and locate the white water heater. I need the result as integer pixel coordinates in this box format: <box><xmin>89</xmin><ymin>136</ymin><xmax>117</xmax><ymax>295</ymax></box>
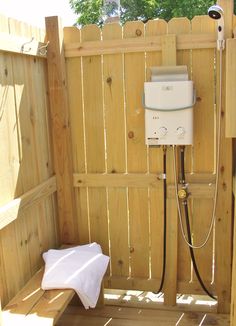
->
<box><xmin>143</xmin><ymin>66</ymin><xmax>195</xmax><ymax>146</ymax></box>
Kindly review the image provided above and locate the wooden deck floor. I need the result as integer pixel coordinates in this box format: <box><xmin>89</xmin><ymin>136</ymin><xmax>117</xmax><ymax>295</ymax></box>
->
<box><xmin>57</xmin><ymin>290</ymin><xmax>229</xmax><ymax>326</ymax></box>
<box><xmin>57</xmin><ymin>305</ymin><xmax>230</xmax><ymax>326</ymax></box>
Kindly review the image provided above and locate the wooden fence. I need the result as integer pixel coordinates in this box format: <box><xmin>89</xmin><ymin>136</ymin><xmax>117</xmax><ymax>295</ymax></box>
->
<box><xmin>0</xmin><ymin>0</ymin><xmax>235</xmax><ymax>317</ymax></box>
<box><xmin>0</xmin><ymin>16</ymin><xmax>58</xmax><ymax>307</ymax></box>
<box><xmin>64</xmin><ymin>0</ymin><xmax>234</xmax><ymax>313</ymax></box>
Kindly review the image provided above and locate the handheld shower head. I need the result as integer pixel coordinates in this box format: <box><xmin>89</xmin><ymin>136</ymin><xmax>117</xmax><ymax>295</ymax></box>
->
<box><xmin>208</xmin><ymin>4</ymin><xmax>225</xmax><ymax>50</ymax></box>
<box><xmin>208</xmin><ymin>4</ymin><xmax>223</xmax><ymax>19</ymax></box>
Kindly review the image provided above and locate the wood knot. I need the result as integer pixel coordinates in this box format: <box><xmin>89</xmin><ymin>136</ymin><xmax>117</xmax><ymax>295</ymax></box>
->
<box><xmin>220</xmin><ymin>165</ymin><xmax>225</xmax><ymax>173</ymax></box>
<box><xmin>221</xmin><ymin>110</ymin><xmax>225</xmax><ymax>118</ymax></box>
<box><xmin>118</xmin><ymin>259</ymin><xmax>123</xmax><ymax>265</ymax></box>
<box><xmin>222</xmin><ymin>182</ymin><xmax>227</xmax><ymax>191</ymax></box>
<box><xmin>129</xmin><ymin>247</ymin><xmax>134</xmax><ymax>253</ymax></box>
<box><xmin>4</xmin><ymin>68</ymin><xmax>8</xmax><ymax>76</ymax></box>
<box><xmin>128</xmin><ymin>131</ymin><xmax>134</xmax><ymax>139</ymax></box>
<box><xmin>106</xmin><ymin>77</ymin><xmax>112</xmax><ymax>84</ymax></box>
<box><xmin>196</xmin><ymin>96</ymin><xmax>201</xmax><ymax>102</ymax></box>
<box><xmin>136</xmin><ymin>29</ymin><xmax>142</xmax><ymax>36</ymax></box>
<box><xmin>111</xmin><ymin>169</ymin><xmax>116</xmax><ymax>173</ymax></box>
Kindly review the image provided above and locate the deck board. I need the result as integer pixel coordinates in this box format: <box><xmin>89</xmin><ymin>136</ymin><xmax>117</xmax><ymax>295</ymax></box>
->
<box><xmin>56</xmin><ymin>305</ymin><xmax>229</xmax><ymax>326</ymax></box>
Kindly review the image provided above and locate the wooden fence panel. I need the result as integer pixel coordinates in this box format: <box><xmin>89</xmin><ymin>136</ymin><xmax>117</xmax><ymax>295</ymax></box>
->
<box><xmin>65</xmin><ymin>12</ymin><xmax>233</xmax><ymax>312</ymax></box>
<box><xmin>0</xmin><ymin>17</ymin><xmax>58</xmax><ymax>306</ymax></box>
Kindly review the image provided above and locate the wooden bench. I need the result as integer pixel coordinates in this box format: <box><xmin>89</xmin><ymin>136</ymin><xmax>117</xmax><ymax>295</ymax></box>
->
<box><xmin>2</xmin><ymin>258</ymin><xmax>104</xmax><ymax>325</ymax></box>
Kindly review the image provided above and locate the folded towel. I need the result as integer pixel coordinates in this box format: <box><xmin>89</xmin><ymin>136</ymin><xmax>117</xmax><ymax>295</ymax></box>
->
<box><xmin>41</xmin><ymin>243</ymin><xmax>109</xmax><ymax>309</ymax></box>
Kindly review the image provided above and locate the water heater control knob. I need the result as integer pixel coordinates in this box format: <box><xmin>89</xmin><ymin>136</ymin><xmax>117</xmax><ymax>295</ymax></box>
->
<box><xmin>176</xmin><ymin>127</ymin><xmax>185</xmax><ymax>136</ymax></box>
<box><xmin>157</xmin><ymin>126</ymin><xmax>168</xmax><ymax>137</ymax></box>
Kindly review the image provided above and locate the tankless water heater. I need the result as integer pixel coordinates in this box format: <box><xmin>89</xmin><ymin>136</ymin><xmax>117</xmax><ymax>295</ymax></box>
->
<box><xmin>143</xmin><ymin>66</ymin><xmax>195</xmax><ymax>146</ymax></box>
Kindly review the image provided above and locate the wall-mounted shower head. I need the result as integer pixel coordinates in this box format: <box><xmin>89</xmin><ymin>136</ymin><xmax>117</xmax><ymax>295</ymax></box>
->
<box><xmin>208</xmin><ymin>4</ymin><xmax>223</xmax><ymax>20</ymax></box>
<box><xmin>208</xmin><ymin>4</ymin><xmax>225</xmax><ymax>50</ymax></box>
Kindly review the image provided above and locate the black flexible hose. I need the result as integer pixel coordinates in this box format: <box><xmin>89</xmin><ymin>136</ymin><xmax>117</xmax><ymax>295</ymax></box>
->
<box><xmin>180</xmin><ymin>147</ymin><xmax>216</xmax><ymax>300</ymax></box>
<box><xmin>155</xmin><ymin>146</ymin><xmax>167</xmax><ymax>294</ymax></box>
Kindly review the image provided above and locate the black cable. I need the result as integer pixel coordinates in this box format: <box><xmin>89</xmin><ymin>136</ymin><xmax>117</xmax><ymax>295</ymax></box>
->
<box><xmin>155</xmin><ymin>146</ymin><xmax>167</xmax><ymax>294</ymax></box>
<box><xmin>180</xmin><ymin>146</ymin><xmax>185</xmax><ymax>184</ymax></box>
<box><xmin>179</xmin><ymin>146</ymin><xmax>216</xmax><ymax>301</ymax></box>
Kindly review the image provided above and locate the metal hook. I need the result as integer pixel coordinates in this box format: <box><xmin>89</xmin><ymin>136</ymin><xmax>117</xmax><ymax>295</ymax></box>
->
<box><xmin>21</xmin><ymin>37</ymin><xmax>34</xmax><ymax>53</ymax></box>
<box><xmin>38</xmin><ymin>41</ymin><xmax>49</xmax><ymax>56</ymax></box>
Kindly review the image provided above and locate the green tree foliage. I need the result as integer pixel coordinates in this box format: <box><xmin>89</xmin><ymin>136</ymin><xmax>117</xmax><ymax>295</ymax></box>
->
<box><xmin>69</xmin><ymin>0</ymin><xmax>224</xmax><ymax>26</ymax></box>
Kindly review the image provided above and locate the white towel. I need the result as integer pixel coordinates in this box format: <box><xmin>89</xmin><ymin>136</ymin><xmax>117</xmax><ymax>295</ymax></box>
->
<box><xmin>41</xmin><ymin>243</ymin><xmax>109</xmax><ymax>309</ymax></box>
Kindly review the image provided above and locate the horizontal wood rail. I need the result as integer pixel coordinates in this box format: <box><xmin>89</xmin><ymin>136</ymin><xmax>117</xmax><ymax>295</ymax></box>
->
<box><xmin>64</xmin><ymin>33</ymin><xmax>216</xmax><ymax>57</ymax></box>
<box><xmin>0</xmin><ymin>32</ymin><xmax>47</xmax><ymax>57</ymax></box>
<box><xmin>104</xmin><ymin>276</ymin><xmax>215</xmax><ymax>295</ymax></box>
<box><xmin>167</xmin><ymin>183</ymin><xmax>215</xmax><ymax>198</ymax></box>
<box><xmin>74</xmin><ymin>173</ymin><xmax>162</xmax><ymax>188</ymax></box>
<box><xmin>0</xmin><ymin>176</ymin><xmax>57</xmax><ymax>230</ymax></box>
<box><xmin>73</xmin><ymin>173</ymin><xmax>215</xmax><ymax>198</ymax></box>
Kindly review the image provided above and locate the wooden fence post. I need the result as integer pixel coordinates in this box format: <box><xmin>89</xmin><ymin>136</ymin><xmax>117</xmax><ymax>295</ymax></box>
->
<box><xmin>161</xmin><ymin>34</ymin><xmax>178</xmax><ymax>306</ymax></box>
<box><xmin>215</xmin><ymin>0</ymin><xmax>233</xmax><ymax>314</ymax></box>
<box><xmin>45</xmin><ymin>16</ymin><xmax>78</xmax><ymax>244</ymax></box>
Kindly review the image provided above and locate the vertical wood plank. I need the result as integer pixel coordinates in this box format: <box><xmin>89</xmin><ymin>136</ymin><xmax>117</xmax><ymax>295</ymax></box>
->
<box><xmin>191</xmin><ymin>15</ymin><xmax>215</xmax><ymax>293</ymax></box>
<box><xmin>145</xmin><ymin>19</ymin><xmax>167</xmax><ymax>285</ymax></box>
<box><xmin>81</xmin><ymin>24</ymin><xmax>109</xmax><ymax>256</ymax></box>
<box><xmin>45</xmin><ymin>16</ymin><xmax>78</xmax><ymax>244</ymax></box>
<box><xmin>230</xmin><ymin>172</ymin><xmax>236</xmax><ymax>326</ymax></box>
<box><xmin>64</xmin><ymin>26</ymin><xmax>90</xmax><ymax>244</ymax></box>
<box><xmin>124</xmin><ymin>21</ymin><xmax>149</xmax><ymax>278</ymax></box>
<box><xmin>215</xmin><ymin>0</ymin><xmax>233</xmax><ymax>314</ymax></box>
<box><xmin>27</xmin><ymin>21</ymin><xmax>57</xmax><ymax>258</ymax></box>
<box><xmin>0</xmin><ymin>18</ymin><xmax>21</xmax><ymax>306</ymax></box>
<box><xmin>168</xmin><ymin>17</ymin><xmax>192</xmax><ymax>291</ymax></box>
<box><xmin>144</xmin><ymin>19</ymin><xmax>168</xmax><ymax>175</ymax></box>
<box><xmin>1</xmin><ymin>18</ymin><xmax>33</xmax><ymax>303</ymax></box>
<box><xmin>192</xmin><ymin>16</ymin><xmax>215</xmax><ymax>173</ymax></box>
<box><xmin>11</xmin><ymin>46</ymin><xmax>41</xmax><ymax>274</ymax></box>
<box><xmin>161</xmin><ymin>33</ymin><xmax>178</xmax><ymax>306</ymax></box>
<box><xmin>103</xmin><ymin>23</ymin><xmax>129</xmax><ymax>277</ymax></box>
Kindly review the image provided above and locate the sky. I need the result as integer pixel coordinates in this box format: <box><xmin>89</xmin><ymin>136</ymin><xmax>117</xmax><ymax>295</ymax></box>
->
<box><xmin>0</xmin><ymin>0</ymin><xmax>77</xmax><ymax>28</ymax></box>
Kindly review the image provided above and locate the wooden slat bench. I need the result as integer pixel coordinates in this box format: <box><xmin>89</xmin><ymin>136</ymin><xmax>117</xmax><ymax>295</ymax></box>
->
<box><xmin>2</xmin><ymin>257</ymin><xmax>104</xmax><ymax>325</ymax></box>
<box><xmin>2</xmin><ymin>267</ymin><xmax>76</xmax><ymax>326</ymax></box>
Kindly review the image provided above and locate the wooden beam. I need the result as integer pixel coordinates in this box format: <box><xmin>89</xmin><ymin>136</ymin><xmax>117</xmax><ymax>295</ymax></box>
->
<box><xmin>104</xmin><ymin>276</ymin><xmax>214</xmax><ymax>296</ymax></box>
<box><xmin>215</xmin><ymin>0</ymin><xmax>233</xmax><ymax>314</ymax></box>
<box><xmin>0</xmin><ymin>31</ymin><xmax>47</xmax><ymax>57</ymax></box>
<box><xmin>73</xmin><ymin>173</ymin><xmax>215</xmax><ymax>197</ymax></box>
<box><xmin>167</xmin><ymin>183</ymin><xmax>215</xmax><ymax>199</ymax></box>
<box><xmin>64</xmin><ymin>33</ymin><xmax>216</xmax><ymax>57</ymax></box>
<box><xmin>45</xmin><ymin>16</ymin><xmax>78</xmax><ymax>244</ymax></box>
<box><xmin>231</xmin><ymin>171</ymin><xmax>236</xmax><ymax>326</ymax></box>
<box><xmin>73</xmin><ymin>173</ymin><xmax>162</xmax><ymax>188</ymax></box>
<box><xmin>0</xmin><ymin>176</ymin><xmax>57</xmax><ymax>230</ymax></box>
